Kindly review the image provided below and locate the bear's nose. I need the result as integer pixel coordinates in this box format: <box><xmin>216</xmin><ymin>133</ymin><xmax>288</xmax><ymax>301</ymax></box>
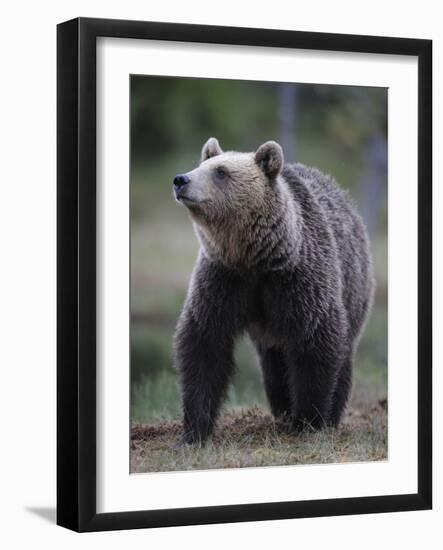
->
<box><xmin>173</xmin><ymin>174</ymin><xmax>190</xmax><ymax>189</ymax></box>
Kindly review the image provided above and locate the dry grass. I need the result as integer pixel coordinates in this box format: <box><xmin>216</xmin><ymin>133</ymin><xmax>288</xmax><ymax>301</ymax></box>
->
<box><xmin>131</xmin><ymin>382</ymin><xmax>387</xmax><ymax>473</ymax></box>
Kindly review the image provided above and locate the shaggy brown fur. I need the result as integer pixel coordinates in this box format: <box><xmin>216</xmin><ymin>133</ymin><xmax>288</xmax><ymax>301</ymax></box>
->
<box><xmin>172</xmin><ymin>138</ymin><xmax>374</xmax><ymax>444</ymax></box>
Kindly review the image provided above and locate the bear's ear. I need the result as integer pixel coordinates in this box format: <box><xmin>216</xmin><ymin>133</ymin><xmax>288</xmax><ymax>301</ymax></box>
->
<box><xmin>201</xmin><ymin>137</ymin><xmax>223</xmax><ymax>162</ymax></box>
<box><xmin>255</xmin><ymin>141</ymin><xmax>284</xmax><ymax>179</ymax></box>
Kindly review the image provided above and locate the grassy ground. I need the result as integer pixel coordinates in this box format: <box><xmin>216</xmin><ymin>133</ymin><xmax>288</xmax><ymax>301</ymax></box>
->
<box><xmin>131</xmin><ymin>380</ymin><xmax>387</xmax><ymax>473</ymax></box>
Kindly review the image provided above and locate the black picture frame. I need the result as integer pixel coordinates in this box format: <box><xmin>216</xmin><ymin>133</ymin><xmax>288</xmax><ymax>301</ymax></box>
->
<box><xmin>57</xmin><ymin>17</ymin><xmax>432</xmax><ymax>532</ymax></box>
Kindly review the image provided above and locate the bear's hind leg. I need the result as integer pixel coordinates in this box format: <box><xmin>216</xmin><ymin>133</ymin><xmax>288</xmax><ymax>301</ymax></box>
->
<box><xmin>329</xmin><ymin>355</ymin><xmax>353</xmax><ymax>427</ymax></box>
<box><xmin>258</xmin><ymin>346</ymin><xmax>292</xmax><ymax>418</ymax></box>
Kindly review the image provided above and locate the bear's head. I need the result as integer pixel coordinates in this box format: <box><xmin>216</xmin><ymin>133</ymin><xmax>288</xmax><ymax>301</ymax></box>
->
<box><xmin>173</xmin><ymin>137</ymin><xmax>284</xmax><ymax>221</ymax></box>
<box><xmin>173</xmin><ymin>137</ymin><xmax>296</xmax><ymax>268</ymax></box>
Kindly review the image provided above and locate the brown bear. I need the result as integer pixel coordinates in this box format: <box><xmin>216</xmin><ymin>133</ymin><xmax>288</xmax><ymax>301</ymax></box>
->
<box><xmin>173</xmin><ymin>137</ymin><xmax>374</xmax><ymax>444</ymax></box>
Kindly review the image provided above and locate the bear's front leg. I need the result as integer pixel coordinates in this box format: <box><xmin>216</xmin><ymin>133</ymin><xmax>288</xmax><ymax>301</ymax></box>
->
<box><xmin>288</xmin><ymin>347</ymin><xmax>342</xmax><ymax>431</ymax></box>
<box><xmin>174</xmin><ymin>257</ymin><xmax>246</xmax><ymax>444</ymax></box>
<box><xmin>286</xmin><ymin>311</ymin><xmax>348</xmax><ymax>431</ymax></box>
<box><xmin>175</xmin><ymin>310</ymin><xmax>235</xmax><ymax>444</ymax></box>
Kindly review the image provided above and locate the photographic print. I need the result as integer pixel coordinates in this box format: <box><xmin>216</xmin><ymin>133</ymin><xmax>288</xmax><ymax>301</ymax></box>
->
<box><xmin>57</xmin><ymin>18</ymin><xmax>431</xmax><ymax>531</ymax></box>
<box><xmin>130</xmin><ymin>76</ymin><xmax>388</xmax><ymax>473</ymax></box>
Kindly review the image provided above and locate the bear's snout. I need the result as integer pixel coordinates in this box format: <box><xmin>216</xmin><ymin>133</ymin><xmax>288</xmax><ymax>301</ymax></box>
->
<box><xmin>173</xmin><ymin>174</ymin><xmax>190</xmax><ymax>191</ymax></box>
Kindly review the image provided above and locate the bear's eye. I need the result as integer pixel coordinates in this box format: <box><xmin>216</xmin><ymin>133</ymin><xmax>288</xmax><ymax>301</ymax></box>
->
<box><xmin>215</xmin><ymin>167</ymin><xmax>227</xmax><ymax>180</ymax></box>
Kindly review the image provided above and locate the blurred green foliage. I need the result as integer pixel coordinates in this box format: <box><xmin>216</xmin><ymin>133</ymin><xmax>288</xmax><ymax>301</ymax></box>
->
<box><xmin>130</xmin><ymin>76</ymin><xmax>387</xmax><ymax>423</ymax></box>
